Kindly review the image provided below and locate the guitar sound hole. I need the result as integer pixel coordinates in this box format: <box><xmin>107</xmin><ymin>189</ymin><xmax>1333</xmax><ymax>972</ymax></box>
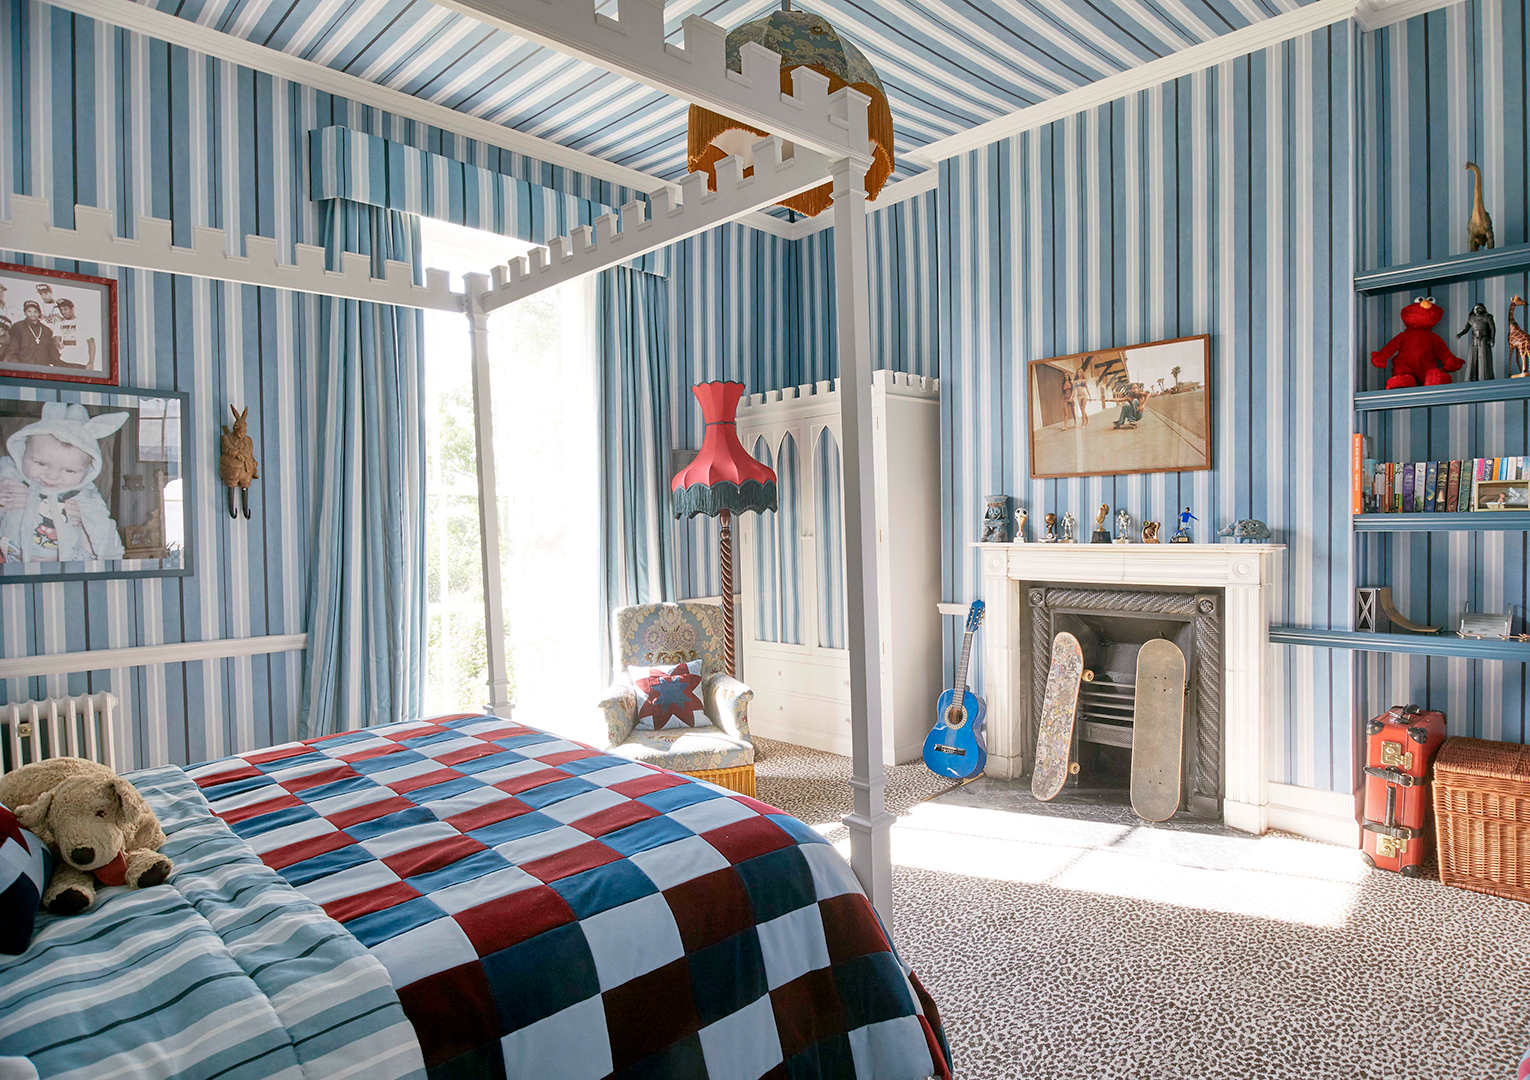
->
<box><xmin>946</xmin><ymin>706</ymin><xmax>966</xmax><ymax>728</ymax></box>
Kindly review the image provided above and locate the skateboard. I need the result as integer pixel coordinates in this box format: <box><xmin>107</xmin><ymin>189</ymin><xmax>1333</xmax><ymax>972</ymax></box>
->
<box><xmin>1032</xmin><ymin>631</ymin><xmax>1084</xmax><ymax>801</ymax></box>
<box><xmin>1130</xmin><ymin>638</ymin><xmax>1187</xmax><ymax>822</ymax></box>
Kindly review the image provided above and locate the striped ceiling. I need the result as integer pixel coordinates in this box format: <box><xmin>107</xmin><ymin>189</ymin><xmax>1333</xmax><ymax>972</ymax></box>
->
<box><xmin>136</xmin><ymin>0</ymin><xmax>1318</xmax><ymax>185</ymax></box>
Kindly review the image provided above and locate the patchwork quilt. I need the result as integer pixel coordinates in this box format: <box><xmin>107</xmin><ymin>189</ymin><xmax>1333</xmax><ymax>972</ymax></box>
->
<box><xmin>189</xmin><ymin>715</ymin><xmax>952</xmax><ymax>1080</ymax></box>
<box><xmin>0</xmin><ymin>766</ymin><xmax>424</xmax><ymax>1080</ymax></box>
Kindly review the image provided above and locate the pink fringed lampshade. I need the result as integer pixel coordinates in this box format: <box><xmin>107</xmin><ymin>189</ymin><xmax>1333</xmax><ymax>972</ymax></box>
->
<box><xmin>671</xmin><ymin>382</ymin><xmax>777</xmax><ymax>518</ymax></box>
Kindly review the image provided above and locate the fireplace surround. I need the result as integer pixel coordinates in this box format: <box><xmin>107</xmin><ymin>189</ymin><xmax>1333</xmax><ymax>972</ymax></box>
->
<box><xmin>975</xmin><ymin>542</ymin><xmax>1284</xmax><ymax>834</ymax></box>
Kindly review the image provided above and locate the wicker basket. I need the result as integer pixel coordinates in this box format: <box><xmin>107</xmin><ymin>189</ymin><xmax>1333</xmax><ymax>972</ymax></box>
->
<box><xmin>1433</xmin><ymin>737</ymin><xmax>1530</xmax><ymax>902</ymax></box>
<box><xmin>682</xmin><ymin>763</ymin><xmax>756</xmax><ymax>798</ymax></box>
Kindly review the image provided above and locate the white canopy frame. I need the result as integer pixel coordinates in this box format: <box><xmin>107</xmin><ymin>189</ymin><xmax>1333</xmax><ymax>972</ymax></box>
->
<box><xmin>0</xmin><ymin>1</ymin><xmax>899</xmax><ymax>925</ymax></box>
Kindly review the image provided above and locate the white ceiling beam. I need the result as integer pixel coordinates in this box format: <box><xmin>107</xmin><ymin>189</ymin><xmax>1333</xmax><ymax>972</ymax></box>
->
<box><xmin>910</xmin><ymin>0</ymin><xmax>1462</xmax><ymax>165</ymax></box>
<box><xmin>0</xmin><ymin>194</ymin><xmax>465</xmax><ymax>310</ymax></box>
<box><xmin>427</xmin><ymin>0</ymin><xmax>873</xmax><ymax>168</ymax></box>
<box><xmin>45</xmin><ymin>0</ymin><xmax>673</xmax><ymax>199</ymax></box>
<box><xmin>482</xmin><ymin>136</ymin><xmax>830</xmax><ymax>311</ymax></box>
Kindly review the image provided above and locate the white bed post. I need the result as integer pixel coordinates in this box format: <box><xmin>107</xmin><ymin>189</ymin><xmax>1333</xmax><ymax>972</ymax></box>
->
<box><xmin>464</xmin><ymin>274</ymin><xmax>513</xmax><ymax>718</ymax></box>
<box><xmin>831</xmin><ymin>156</ymin><xmax>894</xmax><ymax>928</ymax></box>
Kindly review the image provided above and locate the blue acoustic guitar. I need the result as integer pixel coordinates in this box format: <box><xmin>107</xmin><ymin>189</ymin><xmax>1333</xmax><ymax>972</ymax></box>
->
<box><xmin>922</xmin><ymin>601</ymin><xmax>988</xmax><ymax>779</ymax></box>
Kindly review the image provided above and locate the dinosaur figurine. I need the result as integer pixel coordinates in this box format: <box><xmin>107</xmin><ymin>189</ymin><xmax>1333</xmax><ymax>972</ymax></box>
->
<box><xmin>1510</xmin><ymin>296</ymin><xmax>1530</xmax><ymax>379</ymax></box>
<box><xmin>219</xmin><ymin>405</ymin><xmax>259</xmax><ymax>519</ymax></box>
<box><xmin>1465</xmin><ymin>162</ymin><xmax>1495</xmax><ymax>252</ymax></box>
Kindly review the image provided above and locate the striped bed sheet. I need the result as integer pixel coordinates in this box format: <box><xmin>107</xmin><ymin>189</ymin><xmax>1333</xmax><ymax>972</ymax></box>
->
<box><xmin>0</xmin><ymin>765</ymin><xmax>425</xmax><ymax>1080</ymax></box>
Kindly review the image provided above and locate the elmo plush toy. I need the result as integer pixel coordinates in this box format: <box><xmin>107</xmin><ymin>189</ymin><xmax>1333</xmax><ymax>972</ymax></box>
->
<box><xmin>1371</xmin><ymin>296</ymin><xmax>1463</xmax><ymax>388</ymax></box>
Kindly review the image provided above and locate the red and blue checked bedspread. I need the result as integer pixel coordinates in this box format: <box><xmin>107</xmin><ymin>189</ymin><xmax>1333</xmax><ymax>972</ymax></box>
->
<box><xmin>187</xmin><ymin>715</ymin><xmax>952</xmax><ymax>1080</ymax></box>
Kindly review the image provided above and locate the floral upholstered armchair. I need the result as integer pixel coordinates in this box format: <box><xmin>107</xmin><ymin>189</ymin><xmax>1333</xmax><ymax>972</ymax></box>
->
<box><xmin>600</xmin><ymin>602</ymin><xmax>757</xmax><ymax>796</ymax></box>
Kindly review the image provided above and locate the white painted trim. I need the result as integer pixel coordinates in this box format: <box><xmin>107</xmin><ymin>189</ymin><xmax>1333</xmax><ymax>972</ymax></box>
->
<box><xmin>787</xmin><ymin>171</ymin><xmax>939</xmax><ymax>239</ymax></box>
<box><xmin>0</xmin><ymin>634</ymin><xmax>308</xmax><ymax>679</ymax></box>
<box><xmin>1266</xmin><ymin>781</ymin><xmax>1361</xmax><ymax>848</ymax></box>
<box><xmin>0</xmin><ymin>194</ymin><xmax>465</xmax><ymax>310</ymax></box>
<box><xmin>430</xmin><ymin>0</ymin><xmax>871</xmax><ymax>168</ymax></box>
<box><xmin>911</xmin><ymin>0</ymin><xmax>1425</xmax><ymax>164</ymax></box>
<box><xmin>936</xmin><ymin>602</ymin><xmax>968</xmax><ymax>617</ymax></box>
<box><xmin>1354</xmin><ymin>0</ymin><xmax>1463</xmax><ymax>31</ymax></box>
<box><xmin>44</xmin><ymin>0</ymin><xmax>672</xmax><ymax>199</ymax></box>
<box><xmin>481</xmin><ymin>138</ymin><xmax>832</xmax><ymax>310</ymax></box>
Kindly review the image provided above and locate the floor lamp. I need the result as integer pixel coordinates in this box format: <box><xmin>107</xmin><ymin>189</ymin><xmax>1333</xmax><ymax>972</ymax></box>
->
<box><xmin>671</xmin><ymin>381</ymin><xmax>778</xmax><ymax>677</ymax></box>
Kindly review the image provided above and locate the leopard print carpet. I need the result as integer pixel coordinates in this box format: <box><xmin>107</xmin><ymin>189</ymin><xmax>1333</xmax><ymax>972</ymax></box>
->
<box><xmin>755</xmin><ymin>744</ymin><xmax>1530</xmax><ymax>1080</ymax></box>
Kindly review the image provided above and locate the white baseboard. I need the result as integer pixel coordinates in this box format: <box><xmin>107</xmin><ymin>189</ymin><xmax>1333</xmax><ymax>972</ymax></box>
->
<box><xmin>1266</xmin><ymin>781</ymin><xmax>1360</xmax><ymax>848</ymax></box>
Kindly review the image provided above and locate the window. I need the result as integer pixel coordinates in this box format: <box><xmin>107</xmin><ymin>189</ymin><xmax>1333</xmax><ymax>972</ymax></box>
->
<box><xmin>419</xmin><ymin>219</ymin><xmax>602</xmax><ymax>723</ymax></box>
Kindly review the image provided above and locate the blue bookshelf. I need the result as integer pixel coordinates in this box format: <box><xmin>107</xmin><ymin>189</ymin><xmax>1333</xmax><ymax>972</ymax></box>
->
<box><xmin>1354</xmin><ymin>240</ymin><xmax>1530</xmax><ymax>294</ymax></box>
<box><xmin>1354</xmin><ymin>379</ymin><xmax>1530</xmax><ymax>412</ymax></box>
<box><xmin>1353</xmin><ymin>511</ymin><xmax>1530</xmax><ymax>532</ymax></box>
<box><xmin>1269</xmin><ymin>626</ymin><xmax>1530</xmax><ymax>663</ymax></box>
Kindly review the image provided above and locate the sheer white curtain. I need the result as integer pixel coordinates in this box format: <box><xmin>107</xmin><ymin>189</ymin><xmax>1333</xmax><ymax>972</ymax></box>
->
<box><xmin>419</xmin><ymin>219</ymin><xmax>603</xmax><ymax>733</ymax></box>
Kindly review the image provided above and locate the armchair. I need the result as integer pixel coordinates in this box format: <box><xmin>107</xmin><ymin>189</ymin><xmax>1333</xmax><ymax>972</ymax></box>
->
<box><xmin>599</xmin><ymin>602</ymin><xmax>757</xmax><ymax>796</ymax></box>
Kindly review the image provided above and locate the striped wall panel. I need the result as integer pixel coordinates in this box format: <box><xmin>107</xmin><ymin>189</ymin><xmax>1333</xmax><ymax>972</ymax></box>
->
<box><xmin>814</xmin><ymin>427</ymin><xmax>847</xmax><ymax>651</ymax></box>
<box><xmin>1355</xmin><ymin>0</ymin><xmax>1530</xmax><ymax>746</ymax></box>
<box><xmin>799</xmin><ymin>189</ymin><xmax>941</xmax><ymax>382</ymax></box>
<box><xmin>936</xmin><ymin>25</ymin><xmax>1356</xmax><ymax>792</ymax></box>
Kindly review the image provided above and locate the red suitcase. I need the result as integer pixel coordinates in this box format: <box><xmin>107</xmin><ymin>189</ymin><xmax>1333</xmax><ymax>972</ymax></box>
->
<box><xmin>1362</xmin><ymin>704</ymin><xmax>1446</xmax><ymax>877</ymax></box>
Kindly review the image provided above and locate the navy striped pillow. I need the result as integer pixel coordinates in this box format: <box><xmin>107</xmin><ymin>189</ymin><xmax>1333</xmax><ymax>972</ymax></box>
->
<box><xmin>0</xmin><ymin>804</ymin><xmax>52</xmax><ymax>954</ymax></box>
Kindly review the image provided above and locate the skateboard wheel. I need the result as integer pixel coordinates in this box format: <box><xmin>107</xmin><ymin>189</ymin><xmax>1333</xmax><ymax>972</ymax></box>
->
<box><xmin>1068</xmin><ymin>762</ymin><xmax>1080</xmax><ymax>774</ymax></box>
<box><xmin>1082</xmin><ymin>670</ymin><xmax>1095</xmax><ymax>682</ymax></box>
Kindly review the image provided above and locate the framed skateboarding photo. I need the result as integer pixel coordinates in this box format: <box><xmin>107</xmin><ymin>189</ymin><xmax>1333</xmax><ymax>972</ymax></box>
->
<box><xmin>1027</xmin><ymin>334</ymin><xmax>1211</xmax><ymax>480</ymax></box>
<box><xmin>0</xmin><ymin>262</ymin><xmax>119</xmax><ymax>386</ymax></box>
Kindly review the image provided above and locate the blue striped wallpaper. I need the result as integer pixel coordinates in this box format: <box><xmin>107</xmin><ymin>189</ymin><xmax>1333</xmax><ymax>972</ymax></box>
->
<box><xmin>799</xmin><ymin>189</ymin><xmax>941</xmax><ymax>382</ymax></box>
<box><xmin>0</xmin><ymin>0</ymin><xmax>801</xmax><ymax>768</ymax></box>
<box><xmin>1355</xmin><ymin>0</ymin><xmax>1530</xmax><ymax>746</ymax></box>
<box><xmin>936</xmin><ymin>25</ymin><xmax>1356</xmax><ymax>792</ymax></box>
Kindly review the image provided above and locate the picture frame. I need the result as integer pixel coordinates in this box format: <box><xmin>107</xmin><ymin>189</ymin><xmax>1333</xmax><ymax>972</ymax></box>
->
<box><xmin>0</xmin><ymin>261</ymin><xmax>119</xmax><ymax>386</ymax></box>
<box><xmin>1027</xmin><ymin>334</ymin><xmax>1212</xmax><ymax>480</ymax></box>
<box><xmin>0</xmin><ymin>378</ymin><xmax>191</xmax><ymax>583</ymax></box>
<box><xmin>1471</xmin><ymin>478</ymin><xmax>1529</xmax><ymax>512</ymax></box>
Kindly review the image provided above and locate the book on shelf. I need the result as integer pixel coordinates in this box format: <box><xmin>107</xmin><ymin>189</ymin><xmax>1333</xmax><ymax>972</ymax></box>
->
<box><xmin>1415</xmin><ymin>462</ymin><xmax>1427</xmax><ymax>510</ymax></box>
<box><xmin>1402</xmin><ymin>463</ymin><xmax>1415</xmax><ymax>512</ymax></box>
<box><xmin>1447</xmin><ymin>459</ymin><xmax>1463</xmax><ymax>512</ymax></box>
<box><xmin>1434</xmin><ymin>461</ymin><xmax>1448</xmax><ymax>511</ymax></box>
<box><xmin>1424</xmin><ymin>461</ymin><xmax>1438</xmax><ymax>512</ymax></box>
<box><xmin>1351</xmin><ymin>434</ymin><xmax>1366</xmax><ymax>514</ymax></box>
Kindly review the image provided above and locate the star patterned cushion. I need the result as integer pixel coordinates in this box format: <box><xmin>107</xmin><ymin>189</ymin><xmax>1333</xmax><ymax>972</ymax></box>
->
<box><xmin>628</xmin><ymin>660</ymin><xmax>711</xmax><ymax>731</ymax></box>
<box><xmin>0</xmin><ymin>803</ymin><xmax>51</xmax><ymax>955</ymax></box>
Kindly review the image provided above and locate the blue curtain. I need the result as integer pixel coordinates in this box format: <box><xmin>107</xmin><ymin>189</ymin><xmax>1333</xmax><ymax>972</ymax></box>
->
<box><xmin>597</xmin><ymin>266</ymin><xmax>677</xmax><ymax>670</ymax></box>
<box><xmin>300</xmin><ymin>200</ymin><xmax>427</xmax><ymax>737</ymax></box>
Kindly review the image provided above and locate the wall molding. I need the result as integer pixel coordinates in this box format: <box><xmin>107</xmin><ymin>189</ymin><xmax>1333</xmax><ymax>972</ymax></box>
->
<box><xmin>0</xmin><ymin>634</ymin><xmax>308</xmax><ymax>680</ymax></box>
<box><xmin>1266</xmin><ymin>781</ymin><xmax>1361</xmax><ymax>848</ymax></box>
<box><xmin>911</xmin><ymin>0</ymin><xmax>1460</xmax><ymax>164</ymax></box>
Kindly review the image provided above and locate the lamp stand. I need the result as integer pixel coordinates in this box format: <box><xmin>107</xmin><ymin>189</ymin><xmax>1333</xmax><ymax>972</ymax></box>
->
<box><xmin>719</xmin><ymin>509</ymin><xmax>735</xmax><ymax>678</ymax></box>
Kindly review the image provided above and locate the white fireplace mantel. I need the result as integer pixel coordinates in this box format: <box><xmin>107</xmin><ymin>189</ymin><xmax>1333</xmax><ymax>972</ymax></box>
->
<box><xmin>973</xmin><ymin>542</ymin><xmax>1284</xmax><ymax>835</ymax></box>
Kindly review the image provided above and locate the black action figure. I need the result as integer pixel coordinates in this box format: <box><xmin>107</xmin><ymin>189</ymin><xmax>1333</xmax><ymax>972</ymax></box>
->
<box><xmin>1457</xmin><ymin>302</ymin><xmax>1497</xmax><ymax>381</ymax></box>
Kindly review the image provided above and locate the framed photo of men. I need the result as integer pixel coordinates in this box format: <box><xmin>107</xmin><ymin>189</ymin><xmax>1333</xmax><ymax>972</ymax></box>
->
<box><xmin>0</xmin><ymin>262</ymin><xmax>119</xmax><ymax>386</ymax></box>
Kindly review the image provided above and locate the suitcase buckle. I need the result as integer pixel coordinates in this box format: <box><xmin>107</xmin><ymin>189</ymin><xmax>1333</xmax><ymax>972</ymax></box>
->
<box><xmin>1379</xmin><ymin>742</ymin><xmax>1414</xmax><ymax>770</ymax></box>
<box><xmin>1376</xmin><ymin>834</ymin><xmax>1408</xmax><ymax>860</ymax></box>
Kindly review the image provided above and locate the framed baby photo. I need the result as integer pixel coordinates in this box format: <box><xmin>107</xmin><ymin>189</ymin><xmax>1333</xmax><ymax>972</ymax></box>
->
<box><xmin>0</xmin><ymin>378</ymin><xmax>191</xmax><ymax>583</ymax></box>
<box><xmin>0</xmin><ymin>262</ymin><xmax>119</xmax><ymax>386</ymax></box>
<box><xmin>1027</xmin><ymin>334</ymin><xmax>1212</xmax><ymax>479</ymax></box>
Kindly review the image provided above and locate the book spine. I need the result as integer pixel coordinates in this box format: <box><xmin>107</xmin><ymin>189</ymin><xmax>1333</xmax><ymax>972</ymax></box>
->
<box><xmin>1373</xmin><ymin>464</ymin><xmax>1386</xmax><ymax>513</ymax></box>
<box><xmin>1425</xmin><ymin>461</ymin><xmax>1438</xmax><ymax>511</ymax></box>
<box><xmin>1447</xmin><ymin>459</ymin><xmax>1462</xmax><ymax>512</ymax></box>
<box><xmin>1416</xmin><ymin>461</ymin><xmax>1427</xmax><ymax>509</ymax></box>
<box><xmin>1435</xmin><ymin>460</ymin><xmax>1448</xmax><ymax>511</ymax></box>
<box><xmin>1402</xmin><ymin>462</ymin><xmax>1416</xmax><ymax>512</ymax></box>
<box><xmin>1352</xmin><ymin>433</ymin><xmax>1363</xmax><ymax>514</ymax></box>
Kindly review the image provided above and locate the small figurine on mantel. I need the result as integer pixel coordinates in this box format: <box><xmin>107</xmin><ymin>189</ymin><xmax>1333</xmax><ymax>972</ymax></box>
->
<box><xmin>1142</xmin><ymin>521</ymin><xmax>1161</xmax><ymax>543</ymax></box>
<box><xmin>1171</xmin><ymin>506</ymin><xmax>1197</xmax><ymax>544</ymax></box>
<box><xmin>1060</xmin><ymin>511</ymin><xmax>1076</xmax><ymax>544</ymax></box>
<box><xmin>1114</xmin><ymin>509</ymin><xmax>1132</xmax><ymax>543</ymax></box>
<box><xmin>1465</xmin><ymin>162</ymin><xmax>1496</xmax><ymax>252</ymax></box>
<box><xmin>1014</xmin><ymin>507</ymin><xmax>1028</xmax><ymax>543</ymax></box>
<box><xmin>1040</xmin><ymin>512</ymin><xmax>1059</xmax><ymax>543</ymax></box>
<box><xmin>1457</xmin><ymin>303</ymin><xmax>1497</xmax><ymax>381</ymax></box>
<box><xmin>1090</xmin><ymin>503</ymin><xmax>1111</xmax><ymax>544</ymax></box>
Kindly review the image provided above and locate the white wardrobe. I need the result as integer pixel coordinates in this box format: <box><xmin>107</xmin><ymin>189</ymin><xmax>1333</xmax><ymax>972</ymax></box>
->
<box><xmin>736</xmin><ymin>371</ymin><xmax>942</xmax><ymax>767</ymax></box>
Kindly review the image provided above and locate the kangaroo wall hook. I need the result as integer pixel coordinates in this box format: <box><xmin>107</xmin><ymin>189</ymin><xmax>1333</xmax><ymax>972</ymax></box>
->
<box><xmin>219</xmin><ymin>405</ymin><xmax>259</xmax><ymax>519</ymax></box>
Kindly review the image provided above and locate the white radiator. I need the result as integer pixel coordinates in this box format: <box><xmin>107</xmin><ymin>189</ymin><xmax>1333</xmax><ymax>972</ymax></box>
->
<box><xmin>1</xmin><ymin>692</ymin><xmax>120</xmax><ymax>776</ymax></box>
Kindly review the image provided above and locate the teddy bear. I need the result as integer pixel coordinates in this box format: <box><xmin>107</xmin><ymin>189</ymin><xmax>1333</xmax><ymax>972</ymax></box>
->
<box><xmin>0</xmin><ymin>758</ymin><xmax>173</xmax><ymax>914</ymax></box>
<box><xmin>1371</xmin><ymin>296</ymin><xmax>1464</xmax><ymax>389</ymax></box>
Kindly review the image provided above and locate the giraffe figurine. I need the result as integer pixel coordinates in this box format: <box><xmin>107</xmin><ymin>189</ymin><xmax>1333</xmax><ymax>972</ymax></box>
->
<box><xmin>1508</xmin><ymin>297</ymin><xmax>1530</xmax><ymax>378</ymax></box>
